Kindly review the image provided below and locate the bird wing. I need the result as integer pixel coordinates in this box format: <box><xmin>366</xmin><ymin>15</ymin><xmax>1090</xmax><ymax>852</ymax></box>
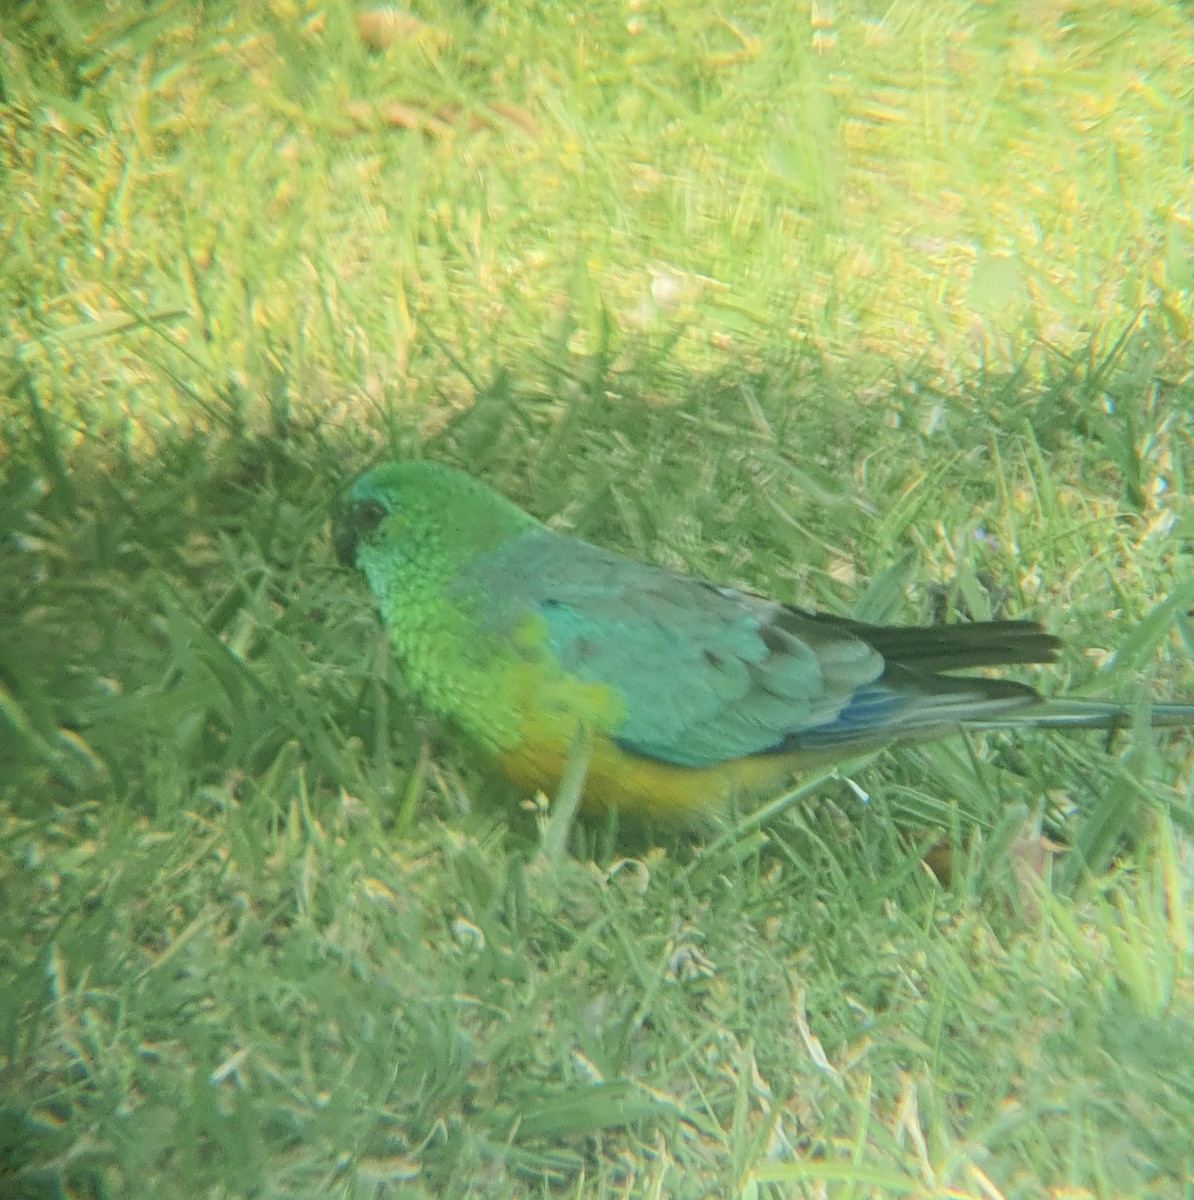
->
<box><xmin>453</xmin><ymin>529</ymin><xmax>1052</xmax><ymax>768</ymax></box>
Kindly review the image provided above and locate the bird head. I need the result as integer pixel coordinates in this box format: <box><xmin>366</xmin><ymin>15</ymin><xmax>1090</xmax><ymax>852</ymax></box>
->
<box><xmin>334</xmin><ymin>461</ymin><xmax>538</xmax><ymax>597</ymax></box>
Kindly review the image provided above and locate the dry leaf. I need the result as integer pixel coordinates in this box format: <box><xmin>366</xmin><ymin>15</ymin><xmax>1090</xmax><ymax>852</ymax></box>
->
<box><xmin>357</xmin><ymin>8</ymin><xmax>446</xmax><ymax>50</ymax></box>
<box><xmin>342</xmin><ymin>100</ymin><xmax>451</xmax><ymax>137</ymax></box>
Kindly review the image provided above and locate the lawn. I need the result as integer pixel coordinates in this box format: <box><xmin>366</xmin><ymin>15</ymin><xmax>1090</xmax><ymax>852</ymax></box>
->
<box><xmin>2</xmin><ymin>2</ymin><xmax>1193</xmax><ymax>1197</ymax></box>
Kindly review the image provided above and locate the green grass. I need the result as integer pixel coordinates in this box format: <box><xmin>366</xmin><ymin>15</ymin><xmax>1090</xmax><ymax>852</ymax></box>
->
<box><xmin>3</xmin><ymin>1</ymin><xmax>1194</xmax><ymax>1197</ymax></box>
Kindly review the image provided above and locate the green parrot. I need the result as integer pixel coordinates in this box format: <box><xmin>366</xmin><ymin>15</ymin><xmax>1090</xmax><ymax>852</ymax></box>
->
<box><xmin>334</xmin><ymin>461</ymin><xmax>1194</xmax><ymax>815</ymax></box>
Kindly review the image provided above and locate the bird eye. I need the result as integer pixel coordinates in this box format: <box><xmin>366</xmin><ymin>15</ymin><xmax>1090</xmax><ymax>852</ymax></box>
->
<box><xmin>355</xmin><ymin>499</ymin><xmax>388</xmax><ymax>533</ymax></box>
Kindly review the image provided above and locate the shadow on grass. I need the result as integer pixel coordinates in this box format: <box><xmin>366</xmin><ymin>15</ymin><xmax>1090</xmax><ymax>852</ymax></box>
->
<box><xmin>3</xmin><ymin>323</ymin><xmax>1189</xmax><ymax>821</ymax></box>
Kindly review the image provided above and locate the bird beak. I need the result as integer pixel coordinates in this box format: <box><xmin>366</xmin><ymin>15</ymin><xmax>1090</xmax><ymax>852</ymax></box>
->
<box><xmin>333</xmin><ymin>509</ymin><xmax>361</xmax><ymax>568</ymax></box>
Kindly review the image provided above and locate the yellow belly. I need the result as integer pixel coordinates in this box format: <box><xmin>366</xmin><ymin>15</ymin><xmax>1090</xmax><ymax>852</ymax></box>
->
<box><xmin>486</xmin><ymin>653</ymin><xmax>809</xmax><ymax>817</ymax></box>
<box><xmin>497</xmin><ymin>733</ymin><xmax>804</xmax><ymax>817</ymax></box>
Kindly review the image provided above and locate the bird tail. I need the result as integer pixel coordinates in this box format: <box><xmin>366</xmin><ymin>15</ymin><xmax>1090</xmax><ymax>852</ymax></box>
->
<box><xmin>792</xmin><ymin>678</ymin><xmax>1194</xmax><ymax>752</ymax></box>
<box><xmin>968</xmin><ymin>698</ymin><xmax>1194</xmax><ymax>732</ymax></box>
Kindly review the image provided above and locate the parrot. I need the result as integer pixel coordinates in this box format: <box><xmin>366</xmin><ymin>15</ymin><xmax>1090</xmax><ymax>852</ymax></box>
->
<box><xmin>334</xmin><ymin>460</ymin><xmax>1194</xmax><ymax>816</ymax></box>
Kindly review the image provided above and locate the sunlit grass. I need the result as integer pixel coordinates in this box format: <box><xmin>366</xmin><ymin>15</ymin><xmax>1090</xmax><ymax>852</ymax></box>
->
<box><xmin>4</xmin><ymin>1</ymin><xmax>1191</xmax><ymax>436</ymax></box>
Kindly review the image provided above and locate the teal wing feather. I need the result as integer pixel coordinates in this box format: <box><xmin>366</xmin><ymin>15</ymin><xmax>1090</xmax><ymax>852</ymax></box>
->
<box><xmin>453</xmin><ymin>529</ymin><xmax>1055</xmax><ymax>768</ymax></box>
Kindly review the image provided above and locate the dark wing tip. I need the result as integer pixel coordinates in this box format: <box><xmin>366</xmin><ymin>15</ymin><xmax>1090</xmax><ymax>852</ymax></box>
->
<box><xmin>784</xmin><ymin>608</ymin><xmax>1062</xmax><ymax>673</ymax></box>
